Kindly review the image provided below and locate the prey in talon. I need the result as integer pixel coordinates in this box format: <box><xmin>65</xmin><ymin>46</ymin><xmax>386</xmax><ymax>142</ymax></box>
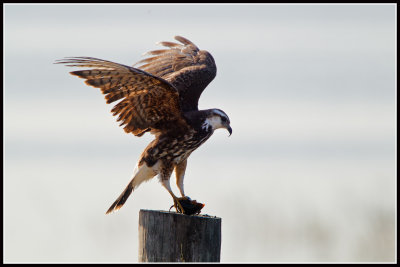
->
<box><xmin>170</xmin><ymin>196</ymin><xmax>205</xmax><ymax>215</ymax></box>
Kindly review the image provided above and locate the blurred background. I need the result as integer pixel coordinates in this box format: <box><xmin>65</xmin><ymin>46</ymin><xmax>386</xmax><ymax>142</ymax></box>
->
<box><xmin>4</xmin><ymin>4</ymin><xmax>396</xmax><ymax>263</ymax></box>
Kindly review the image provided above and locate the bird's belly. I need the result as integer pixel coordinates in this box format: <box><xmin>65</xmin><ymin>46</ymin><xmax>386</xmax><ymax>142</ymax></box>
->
<box><xmin>172</xmin><ymin>133</ymin><xmax>212</xmax><ymax>163</ymax></box>
<box><xmin>143</xmin><ymin>131</ymin><xmax>212</xmax><ymax>166</ymax></box>
<box><xmin>173</xmin><ymin>153</ymin><xmax>189</xmax><ymax>164</ymax></box>
<box><xmin>170</xmin><ymin>142</ymin><xmax>195</xmax><ymax>164</ymax></box>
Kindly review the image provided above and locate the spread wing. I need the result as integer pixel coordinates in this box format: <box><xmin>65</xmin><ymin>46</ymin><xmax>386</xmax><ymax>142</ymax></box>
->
<box><xmin>55</xmin><ymin>57</ymin><xmax>189</xmax><ymax>137</ymax></box>
<box><xmin>134</xmin><ymin>36</ymin><xmax>217</xmax><ymax>112</ymax></box>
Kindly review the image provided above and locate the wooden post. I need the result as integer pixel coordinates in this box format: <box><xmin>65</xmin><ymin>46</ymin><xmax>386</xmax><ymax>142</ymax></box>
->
<box><xmin>138</xmin><ymin>209</ymin><xmax>221</xmax><ymax>262</ymax></box>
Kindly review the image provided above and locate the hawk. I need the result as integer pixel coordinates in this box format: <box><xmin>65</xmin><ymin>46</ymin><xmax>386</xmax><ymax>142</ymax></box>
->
<box><xmin>56</xmin><ymin>36</ymin><xmax>232</xmax><ymax>215</ymax></box>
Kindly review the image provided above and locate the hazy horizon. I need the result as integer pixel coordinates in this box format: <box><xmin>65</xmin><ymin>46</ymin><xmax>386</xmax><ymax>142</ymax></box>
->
<box><xmin>4</xmin><ymin>3</ymin><xmax>396</xmax><ymax>263</ymax></box>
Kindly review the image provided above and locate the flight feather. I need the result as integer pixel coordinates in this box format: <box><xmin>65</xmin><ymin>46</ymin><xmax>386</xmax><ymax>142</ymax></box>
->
<box><xmin>134</xmin><ymin>36</ymin><xmax>217</xmax><ymax>111</ymax></box>
<box><xmin>55</xmin><ymin>57</ymin><xmax>188</xmax><ymax>136</ymax></box>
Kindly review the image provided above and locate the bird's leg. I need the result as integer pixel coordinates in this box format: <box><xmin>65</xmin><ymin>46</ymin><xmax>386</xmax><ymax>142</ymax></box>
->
<box><xmin>161</xmin><ymin>178</ymin><xmax>185</xmax><ymax>214</ymax></box>
<box><xmin>173</xmin><ymin>159</ymin><xmax>205</xmax><ymax>215</ymax></box>
<box><xmin>175</xmin><ymin>159</ymin><xmax>187</xmax><ymax>198</ymax></box>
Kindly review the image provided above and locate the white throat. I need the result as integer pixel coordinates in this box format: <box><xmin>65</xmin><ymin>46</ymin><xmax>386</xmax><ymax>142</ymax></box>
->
<box><xmin>202</xmin><ymin>116</ymin><xmax>222</xmax><ymax>131</ymax></box>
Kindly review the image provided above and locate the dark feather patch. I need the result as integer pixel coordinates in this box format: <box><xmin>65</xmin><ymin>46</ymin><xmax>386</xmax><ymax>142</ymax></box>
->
<box><xmin>134</xmin><ymin>35</ymin><xmax>216</xmax><ymax>112</ymax></box>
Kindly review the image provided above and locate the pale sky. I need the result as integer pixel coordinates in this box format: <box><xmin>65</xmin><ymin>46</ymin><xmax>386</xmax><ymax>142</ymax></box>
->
<box><xmin>4</xmin><ymin>3</ymin><xmax>396</xmax><ymax>263</ymax></box>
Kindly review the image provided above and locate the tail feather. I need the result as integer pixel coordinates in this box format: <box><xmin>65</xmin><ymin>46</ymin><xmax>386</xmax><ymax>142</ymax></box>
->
<box><xmin>106</xmin><ymin>182</ymin><xmax>134</xmax><ymax>214</ymax></box>
<box><xmin>105</xmin><ymin>162</ymin><xmax>157</xmax><ymax>214</ymax></box>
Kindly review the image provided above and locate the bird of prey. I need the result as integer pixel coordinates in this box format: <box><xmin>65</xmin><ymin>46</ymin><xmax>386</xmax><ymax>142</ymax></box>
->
<box><xmin>56</xmin><ymin>36</ymin><xmax>232</xmax><ymax>215</ymax></box>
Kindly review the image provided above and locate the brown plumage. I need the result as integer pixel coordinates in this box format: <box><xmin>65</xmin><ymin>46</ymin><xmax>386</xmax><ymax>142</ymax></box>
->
<box><xmin>56</xmin><ymin>57</ymin><xmax>188</xmax><ymax>137</ymax></box>
<box><xmin>134</xmin><ymin>35</ymin><xmax>216</xmax><ymax>112</ymax></box>
<box><xmin>55</xmin><ymin>36</ymin><xmax>231</xmax><ymax>215</ymax></box>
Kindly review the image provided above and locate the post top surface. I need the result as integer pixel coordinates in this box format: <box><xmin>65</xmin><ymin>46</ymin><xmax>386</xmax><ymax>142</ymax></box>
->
<box><xmin>139</xmin><ymin>209</ymin><xmax>221</xmax><ymax>220</ymax></box>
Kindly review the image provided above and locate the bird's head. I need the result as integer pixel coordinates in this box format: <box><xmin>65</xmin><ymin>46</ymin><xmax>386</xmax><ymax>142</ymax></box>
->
<box><xmin>203</xmin><ymin>109</ymin><xmax>232</xmax><ymax>136</ymax></box>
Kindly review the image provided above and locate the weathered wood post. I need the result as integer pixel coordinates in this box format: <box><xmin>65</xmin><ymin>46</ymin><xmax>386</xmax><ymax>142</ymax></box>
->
<box><xmin>138</xmin><ymin>209</ymin><xmax>221</xmax><ymax>262</ymax></box>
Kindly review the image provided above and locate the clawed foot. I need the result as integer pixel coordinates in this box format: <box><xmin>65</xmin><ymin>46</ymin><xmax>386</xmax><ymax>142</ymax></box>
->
<box><xmin>169</xmin><ymin>196</ymin><xmax>205</xmax><ymax>215</ymax></box>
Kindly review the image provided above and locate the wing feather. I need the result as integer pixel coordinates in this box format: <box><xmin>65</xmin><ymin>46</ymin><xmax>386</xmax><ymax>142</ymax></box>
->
<box><xmin>55</xmin><ymin>57</ymin><xmax>188</xmax><ymax>136</ymax></box>
<box><xmin>134</xmin><ymin>36</ymin><xmax>217</xmax><ymax>112</ymax></box>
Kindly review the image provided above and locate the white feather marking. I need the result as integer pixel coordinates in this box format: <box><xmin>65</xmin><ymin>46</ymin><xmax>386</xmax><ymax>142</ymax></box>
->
<box><xmin>202</xmin><ymin>116</ymin><xmax>222</xmax><ymax>131</ymax></box>
<box><xmin>213</xmin><ymin>109</ymin><xmax>227</xmax><ymax>118</ymax></box>
<box><xmin>131</xmin><ymin>161</ymin><xmax>160</xmax><ymax>189</ymax></box>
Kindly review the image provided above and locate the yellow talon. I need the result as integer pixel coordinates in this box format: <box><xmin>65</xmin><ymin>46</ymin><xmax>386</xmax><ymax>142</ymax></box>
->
<box><xmin>174</xmin><ymin>197</ymin><xmax>186</xmax><ymax>214</ymax></box>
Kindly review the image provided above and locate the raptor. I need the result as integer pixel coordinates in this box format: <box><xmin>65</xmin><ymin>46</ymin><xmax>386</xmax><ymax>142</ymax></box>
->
<box><xmin>56</xmin><ymin>36</ymin><xmax>232</xmax><ymax>215</ymax></box>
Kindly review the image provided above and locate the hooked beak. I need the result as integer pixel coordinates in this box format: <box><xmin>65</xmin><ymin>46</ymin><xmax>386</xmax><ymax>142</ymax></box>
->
<box><xmin>226</xmin><ymin>125</ymin><xmax>232</xmax><ymax>136</ymax></box>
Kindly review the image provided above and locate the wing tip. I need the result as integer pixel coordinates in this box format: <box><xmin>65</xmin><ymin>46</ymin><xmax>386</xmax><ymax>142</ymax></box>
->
<box><xmin>69</xmin><ymin>70</ymin><xmax>81</xmax><ymax>77</ymax></box>
<box><xmin>174</xmin><ymin>35</ymin><xmax>193</xmax><ymax>45</ymax></box>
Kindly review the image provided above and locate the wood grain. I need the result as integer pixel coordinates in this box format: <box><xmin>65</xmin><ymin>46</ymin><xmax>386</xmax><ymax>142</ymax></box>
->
<box><xmin>138</xmin><ymin>209</ymin><xmax>221</xmax><ymax>262</ymax></box>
